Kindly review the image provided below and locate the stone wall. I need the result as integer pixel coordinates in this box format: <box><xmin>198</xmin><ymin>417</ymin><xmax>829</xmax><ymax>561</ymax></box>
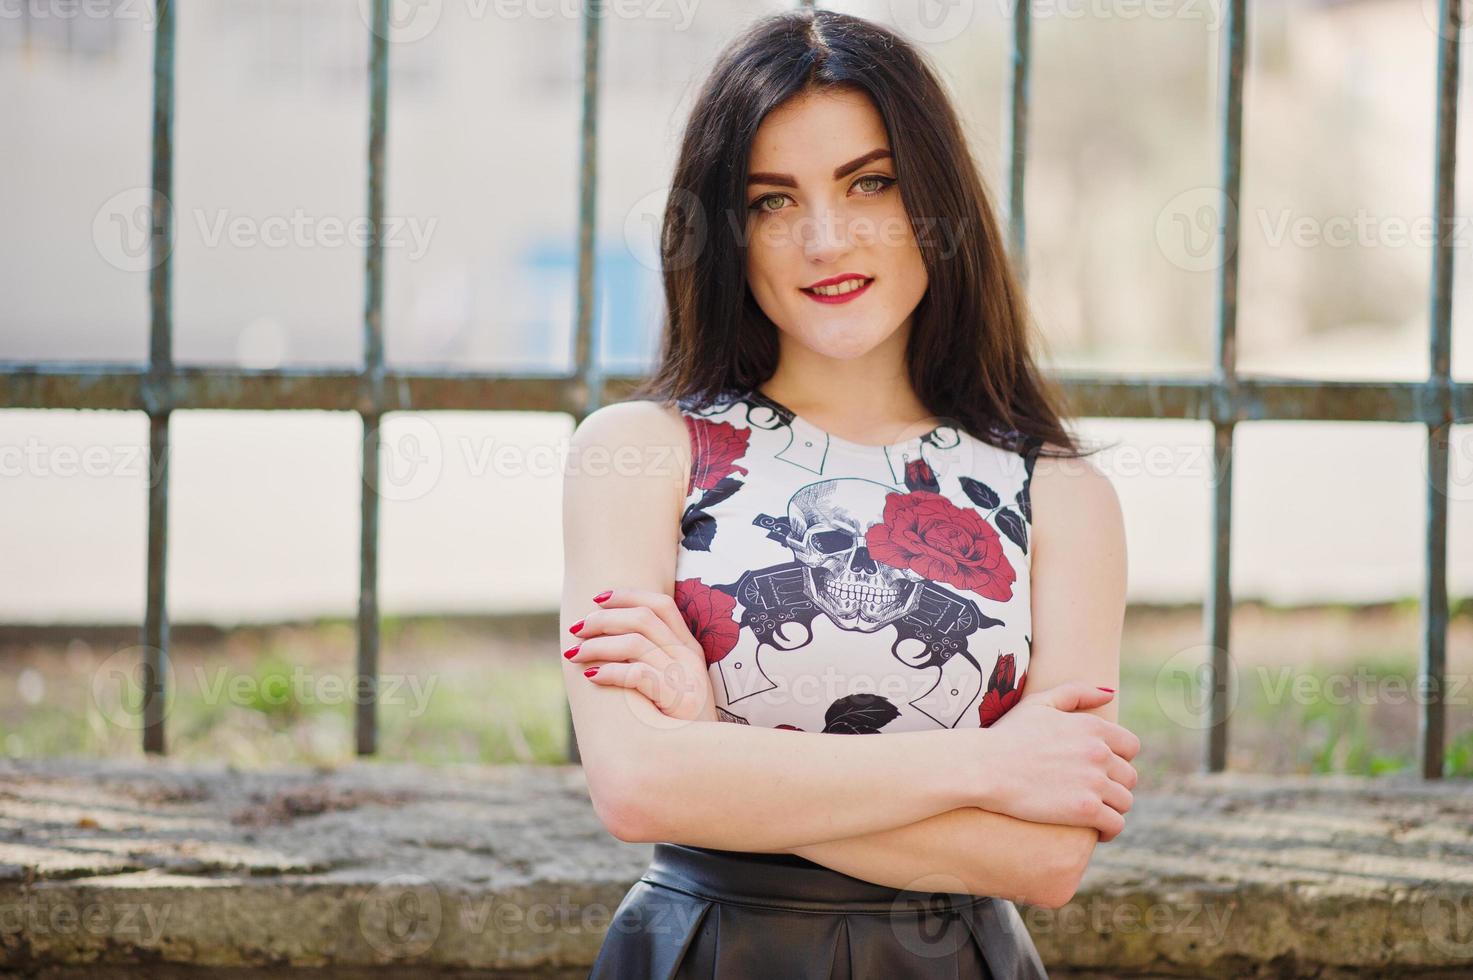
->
<box><xmin>1</xmin><ymin>758</ymin><xmax>1470</xmax><ymax>977</ymax></box>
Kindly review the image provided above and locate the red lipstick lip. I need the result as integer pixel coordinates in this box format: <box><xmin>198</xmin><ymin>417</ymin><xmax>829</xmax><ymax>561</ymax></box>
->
<box><xmin>801</xmin><ymin>276</ymin><xmax>874</xmax><ymax>305</ymax></box>
<box><xmin>803</xmin><ymin>272</ymin><xmax>871</xmax><ymax>290</ymax></box>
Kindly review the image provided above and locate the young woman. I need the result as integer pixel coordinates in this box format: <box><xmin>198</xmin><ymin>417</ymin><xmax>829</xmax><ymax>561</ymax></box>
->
<box><xmin>560</xmin><ymin>9</ymin><xmax>1138</xmax><ymax>978</ymax></box>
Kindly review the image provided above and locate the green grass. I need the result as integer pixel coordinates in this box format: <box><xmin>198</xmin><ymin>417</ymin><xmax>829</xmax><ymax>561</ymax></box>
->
<box><xmin>1120</xmin><ymin>654</ymin><xmax>1473</xmax><ymax>779</ymax></box>
<box><xmin>0</xmin><ymin>623</ymin><xmax>571</xmax><ymax>767</ymax></box>
<box><xmin>2</xmin><ymin>607</ymin><xmax>1469</xmax><ymax>776</ymax></box>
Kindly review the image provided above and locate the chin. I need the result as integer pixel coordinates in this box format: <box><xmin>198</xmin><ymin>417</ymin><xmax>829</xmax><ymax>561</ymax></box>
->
<box><xmin>790</xmin><ymin>319</ymin><xmax>895</xmax><ymax>359</ymax></box>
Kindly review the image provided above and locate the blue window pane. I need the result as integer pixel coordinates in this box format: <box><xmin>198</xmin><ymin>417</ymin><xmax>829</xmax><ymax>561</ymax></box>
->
<box><xmin>520</xmin><ymin>238</ymin><xmax>662</xmax><ymax>373</ymax></box>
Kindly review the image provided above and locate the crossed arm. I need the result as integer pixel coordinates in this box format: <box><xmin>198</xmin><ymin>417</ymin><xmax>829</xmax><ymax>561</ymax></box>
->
<box><xmin>779</xmin><ymin>805</ymin><xmax>1100</xmax><ymax>909</ymax></box>
<box><xmin>561</xmin><ymin>404</ymin><xmax>1128</xmax><ymax>910</ymax></box>
<box><xmin>776</xmin><ymin>450</ymin><xmax>1127</xmax><ymax>906</ymax></box>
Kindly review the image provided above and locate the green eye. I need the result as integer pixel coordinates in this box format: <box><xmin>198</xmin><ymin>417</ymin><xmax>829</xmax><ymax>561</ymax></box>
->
<box><xmin>747</xmin><ymin>175</ymin><xmax>894</xmax><ymax>214</ymax></box>
<box><xmin>854</xmin><ymin>175</ymin><xmax>896</xmax><ymax>196</ymax></box>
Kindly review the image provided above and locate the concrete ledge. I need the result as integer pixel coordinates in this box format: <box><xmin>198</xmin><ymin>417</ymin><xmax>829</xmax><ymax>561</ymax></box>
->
<box><xmin>1</xmin><ymin>758</ymin><xmax>1470</xmax><ymax>978</ymax></box>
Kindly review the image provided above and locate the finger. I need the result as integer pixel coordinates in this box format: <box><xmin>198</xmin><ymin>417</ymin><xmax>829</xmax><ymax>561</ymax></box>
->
<box><xmin>1032</xmin><ymin>682</ymin><xmax>1114</xmax><ymax>712</ymax></box>
<box><xmin>1100</xmin><ymin>721</ymin><xmax>1142</xmax><ymax>762</ymax></box>
<box><xmin>575</xmin><ymin>604</ymin><xmax>688</xmax><ymax>658</ymax></box>
<box><xmin>589</xmin><ymin>589</ymin><xmax>696</xmax><ymax>652</ymax></box>
<box><xmin>565</xmin><ymin>633</ymin><xmax>677</xmax><ymax>673</ymax></box>
<box><xmin>1100</xmin><ymin>778</ymin><xmax>1133</xmax><ymax>817</ymax></box>
<box><xmin>584</xmin><ymin>660</ymin><xmax>706</xmax><ymax>716</ymax></box>
<box><xmin>581</xmin><ymin>661</ymin><xmax>663</xmax><ymax>709</ymax></box>
<box><xmin>1093</xmin><ymin>803</ymin><xmax>1125</xmax><ymax>840</ymax></box>
<box><xmin>1106</xmin><ymin>753</ymin><xmax>1138</xmax><ymax>791</ymax></box>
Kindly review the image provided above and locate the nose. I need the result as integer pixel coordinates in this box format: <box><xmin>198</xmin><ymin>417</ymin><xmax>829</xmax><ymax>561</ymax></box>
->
<box><xmin>849</xmin><ymin>546</ymin><xmax>878</xmax><ymax>574</ymax></box>
<box><xmin>800</xmin><ymin>200</ymin><xmax>856</xmax><ymax>262</ymax></box>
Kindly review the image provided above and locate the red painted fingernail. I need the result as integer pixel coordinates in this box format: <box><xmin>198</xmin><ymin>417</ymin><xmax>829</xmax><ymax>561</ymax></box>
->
<box><xmin>1097</xmin><ymin>686</ymin><xmax>1115</xmax><ymax>693</ymax></box>
<box><xmin>583</xmin><ymin>667</ymin><xmax>599</xmax><ymax>678</ymax></box>
<box><xmin>562</xmin><ymin>644</ymin><xmax>580</xmax><ymax>659</ymax></box>
<box><xmin>592</xmin><ymin>590</ymin><xmax>613</xmax><ymax>603</ymax></box>
<box><xmin>569</xmin><ymin>619</ymin><xmax>584</xmax><ymax>635</ymax></box>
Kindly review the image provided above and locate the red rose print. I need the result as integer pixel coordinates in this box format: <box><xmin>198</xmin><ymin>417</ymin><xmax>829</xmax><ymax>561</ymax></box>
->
<box><xmin>865</xmin><ymin>490</ymin><xmax>1017</xmax><ymax>600</ymax></box>
<box><xmin>674</xmin><ymin>577</ymin><xmax>740</xmax><ymax>665</ymax></box>
<box><xmin>685</xmin><ymin>416</ymin><xmax>751</xmax><ymax>495</ymax></box>
<box><xmin>775</xmin><ymin>724</ymin><xmax>805</xmax><ymax>731</ymax></box>
<box><xmin>979</xmin><ymin>653</ymin><xmax>1025</xmax><ymax>727</ymax></box>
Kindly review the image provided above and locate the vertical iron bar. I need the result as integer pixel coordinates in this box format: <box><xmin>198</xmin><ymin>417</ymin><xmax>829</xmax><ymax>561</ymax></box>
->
<box><xmin>357</xmin><ymin>0</ymin><xmax>389</xmax><ymax>756</ymax></box>
<box><xmin>1205</xmin><ymin>0</ymin><xmax>1245</xmax><ymax>772</ymax></box>
<box><xmin>566</xmin><ymin>0</ymin><xmax>603</xmax><ymax>765</ymax></box>
<box><xmin>358</xmin><ymin>406</ymin><xmax>380</xmax><ymax>757</ymax></box>
<box><xmin>1421</xmin><ymin>0</ymin><xmax>1460</xmax><ymax>780</ymax></box>
<box><xmin>142</xmin><ymin>0</ymin><xmax>176</xmax><ymax>755</ymax></box>
<box><xmin>1004</xmin><ymin>0</ymin><xmax>1031</xmax><ymax>274</ymax></box>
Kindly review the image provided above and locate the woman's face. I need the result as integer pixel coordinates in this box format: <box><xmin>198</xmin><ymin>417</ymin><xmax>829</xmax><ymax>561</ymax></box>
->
<box><xmin>743</xmin><ymin>86</ymin><xmax>928</xmax><ymax>362</ymax></box>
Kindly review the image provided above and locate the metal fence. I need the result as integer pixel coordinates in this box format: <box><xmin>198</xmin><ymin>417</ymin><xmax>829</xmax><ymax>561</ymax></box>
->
<box><xmin>1</xmin><ymin>0</ymin><xmax>1466</xmax><ymax>778</ymax></box>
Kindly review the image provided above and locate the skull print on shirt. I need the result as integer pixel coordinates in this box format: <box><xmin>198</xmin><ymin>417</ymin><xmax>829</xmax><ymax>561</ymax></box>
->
<box><xmin>674</xmin><ymin>387</ymin><xmax>1041</xmax><ymax>735</ymax></box>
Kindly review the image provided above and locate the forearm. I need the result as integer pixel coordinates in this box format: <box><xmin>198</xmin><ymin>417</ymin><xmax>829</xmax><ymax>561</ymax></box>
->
<box><xmin>784</xmin><ymin>806</ymin><xmax>1097</xmax><ymax>909</ymax></box>
<box><xmin>615</xmin><ymin>716</ymin><xmax>983</xmax><ymax>851</ymax></box>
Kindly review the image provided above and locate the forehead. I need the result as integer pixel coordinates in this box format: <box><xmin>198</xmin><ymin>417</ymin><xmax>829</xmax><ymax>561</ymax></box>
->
<box><xmin>748</xmin><ymin>87</ymin><xmax>891</xmax><ymax>171</ymax></box>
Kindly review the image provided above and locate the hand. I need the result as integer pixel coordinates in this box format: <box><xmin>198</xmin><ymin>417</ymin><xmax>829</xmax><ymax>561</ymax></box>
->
<box><xmin>975</xmin><ymin>682</ymin><xmax>1140</xmax><ymax>841</ymax></box>
<box><xmin>564</xmin><ymin>588</ymin><xmax>719</xmax><ymax>723</ymax></box>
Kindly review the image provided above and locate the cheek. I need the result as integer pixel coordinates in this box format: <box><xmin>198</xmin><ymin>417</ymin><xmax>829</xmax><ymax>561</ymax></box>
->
<box><xmin>761</xmin><ymin>210</ymin><xmax>816</xmax><ymax>253</ymax></box>
<box><xmin>746</xmin><ymin>225</ymin><xmax>800</xmax><ymax>295</ymax></box>
<box><xmin>887</xmin><ymin>218</ymin><xmax>929</xmax><ymax>294</ymax></box>
<box><xmin>898</xmin><ymin>242</ymin><xmax>928</xmax><ymax>287</ymax></box>
<box><xmin>892</xmin><ymin>253</ymin><xmax>929</xmax><ymax>314</ymax></box>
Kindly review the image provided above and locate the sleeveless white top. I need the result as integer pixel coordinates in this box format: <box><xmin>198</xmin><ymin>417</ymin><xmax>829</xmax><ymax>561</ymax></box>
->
<box><xmin>673</xmin><ymin>386</ymin><xmax>1041</xmax><ymax>734</ymax></box>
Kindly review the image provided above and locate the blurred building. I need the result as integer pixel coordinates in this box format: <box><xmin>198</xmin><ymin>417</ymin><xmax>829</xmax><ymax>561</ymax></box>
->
<box><xmin>2</xmin><ymin>0</ymin><xmax>1470</xmax><ymax>622</ymax></box>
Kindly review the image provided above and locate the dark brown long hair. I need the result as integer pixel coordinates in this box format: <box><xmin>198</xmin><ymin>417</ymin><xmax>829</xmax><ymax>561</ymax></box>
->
<box><xmin>626</xmin><ymin>7</ymin><xmax>1092</xmax><ymax>461</ymax></box>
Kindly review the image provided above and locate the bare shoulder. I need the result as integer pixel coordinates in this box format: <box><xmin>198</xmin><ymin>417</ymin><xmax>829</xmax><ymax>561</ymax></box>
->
<box><xmin>570</xmin><ymin>397</ymin><xmax>689</xmax><ymax>453</ymax></box>
<box><xmin>1029</xmin><ymin>443</ymin><xmax>1125</xmax><ymax>561</ymax></box>
<box><xmin>567</xmin><ymin>398</ymin><xmax>691</xmax><ymax>495</ymax></box>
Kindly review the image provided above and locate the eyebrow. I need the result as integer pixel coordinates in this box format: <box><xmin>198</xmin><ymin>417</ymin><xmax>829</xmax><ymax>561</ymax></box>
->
<box><xmin>747</xmin><ymin>147</ymin><xmax>893</xmax><ymax>188</ymax></box>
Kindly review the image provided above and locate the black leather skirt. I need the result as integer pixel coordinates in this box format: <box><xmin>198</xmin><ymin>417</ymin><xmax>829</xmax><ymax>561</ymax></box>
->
<box><xmin>588</xmin><ymin>842</ymin><xmax>1049</xmax><ymax>979</ymax></box>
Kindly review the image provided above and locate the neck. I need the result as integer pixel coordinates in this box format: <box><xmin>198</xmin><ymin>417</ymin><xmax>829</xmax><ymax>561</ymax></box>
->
<box><xmin>757</xmin><ymin>327</ymin><xmax>933</xmax><ymax>434</ymax></box>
